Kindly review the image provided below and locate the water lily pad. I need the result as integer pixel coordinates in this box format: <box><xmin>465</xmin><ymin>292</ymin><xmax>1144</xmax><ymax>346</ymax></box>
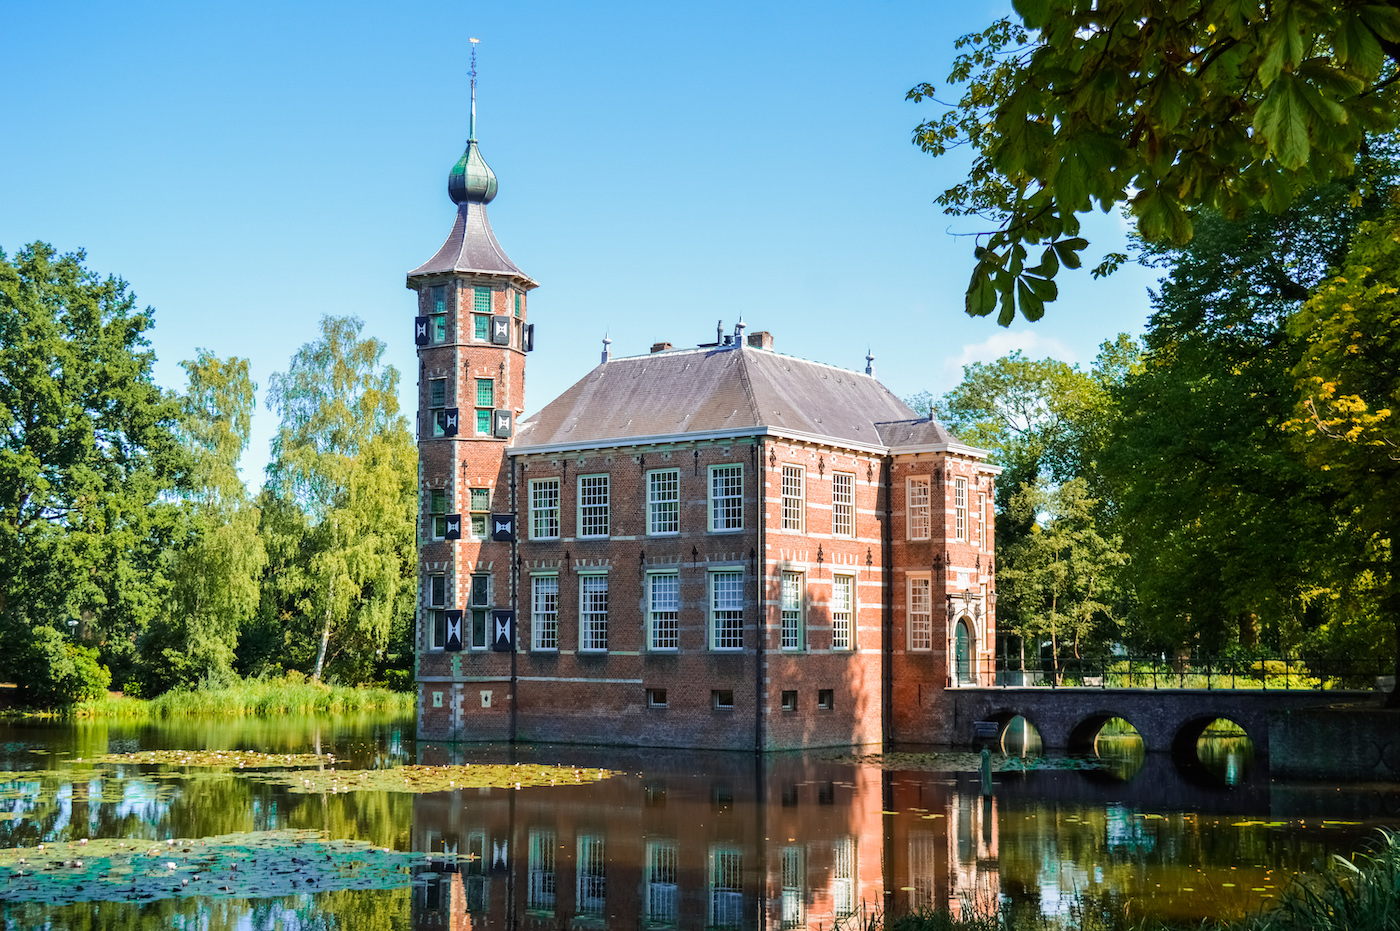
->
<box><xmin>96</xmin><ymin>750</ymin><xmax>331</xmax><ymax>769</ymax></box>
<box><xmin>0</xmin><ymin>830</ymin><xmax>428</xmax><ymax>904</ymax></box>
<box><xmin>249</xmin><ymin>762</ymin><xmax>613</xmax><ymax>795</ymax></box>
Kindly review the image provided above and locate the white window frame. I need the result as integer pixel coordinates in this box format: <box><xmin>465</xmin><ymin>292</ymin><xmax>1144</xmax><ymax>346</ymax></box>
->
<box><xmin>579</xmin><ymin>573</ymin><xmax>609</xmax><ymax>652</ymax></box>
<box><xmin>529</xmin><ymin>478</ymin><xmax>560</xmax><ymax>540</ymax></box>
<box><xmin>429</xmin><ymin>487</ymin><xmax>448</xmax><ymax>540</ymax></box>
<box><xmin>531</xmin><ymin>574</ymin><xmax>559</xmax><ymax>652</ymax></box>
<box><xmin>647</xmin><ymin>468</ymin><xmax>680</xmax><ymax>536</ymax></box>
<box><xmin>647</xmin><ymin>571</ymin><xmax>680</xmax><ymax>651</ymax></box>
<box><xmin>832</xmin><ymin>471</ymin><xmax>854</xmax><ymax>538</ymax></box>
<box><xmin>710</xmin><ymin>569</ymin><xmax>744</xmax><ymax>651</ymax></box>
<box><xmin>908</xmin><ymin>574</ymin><xmax>932</xmax><ymax>651</ymax></box>
<box><xmin>781</xmin><ymin>465</ymin><xmax>804</xmax><ymax>532</ymax></box>
<box><xmin>428</xmin><ymin>573</ymin><xmax>446</xmax><ymax>608</ymax></box>
<box><xmin>831</xmin><ymin>837</ymin><xmax>857</xmax><ymax>918</ymax></box>
<box><xmin>428</xmin><ymin>609</ymin><xmax>446</xmax><ymax>651</ymax></box>
<box><xmin>576</xmin><ymin>835</ymin><xmax>606</xmax><ymax>917</ymax></box>
<box><xmin>646</xmin><ymin>840</ymin><xmax>679</xmax><ymax>925</ymax></box>
<box><xmin>708</xmin><ymin>463</ymin><xmax>743</xmax><ymax>532</ymax></box>
<box><xmin>831</xmin><ymin>573</ymin><xmax>855</xmax><ymax>651</ymax></box>
<box><xmin>907</xmin><ymin>476</ymin><xmax>931</xmax><ymax>540</ymax></box>
<box><xmin>578</xmin><ymin>474</ymin><xmax>610</xmax><ymax>538</ymax></box>
<box><xmin>709</xmin><ymin>846</ymin><xmax>744</xmax><ymax>930</ymax></box>
<box><xmin>528</xmin><ymin>829</ymin><xmax>557</xmax><ymax>913</ymax></box>
<box><xmin>955</xmin><ymin>476</ymin><xmax>967</xmax><ymax>542</ymax></box>
<box><xmin>468</xmin><ymin>486</ymin><xmax>490</xmax><ymax>540</ymax></box>
<box><xmin>780</xmin><ymin>570</ymin><xmax>804</xmax><ymax>651</ymax></box>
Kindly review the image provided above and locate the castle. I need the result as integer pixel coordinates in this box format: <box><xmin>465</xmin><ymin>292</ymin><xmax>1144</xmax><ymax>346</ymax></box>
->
<box><xmin>409</xmin><ymin>92</ymin><xmax>998</xmax><ymax>751</ymax></box>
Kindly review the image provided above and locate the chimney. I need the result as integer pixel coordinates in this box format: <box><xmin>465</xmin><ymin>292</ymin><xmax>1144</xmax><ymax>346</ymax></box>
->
<box><xmin>650</xmin><ymin>341</ymin><xmax>673</xmax><ymax>353</ymax></box>
<box><xmin>747</xmin><ymin>331</ymin><xmax>774</xmax><ymax>350</ymax></box>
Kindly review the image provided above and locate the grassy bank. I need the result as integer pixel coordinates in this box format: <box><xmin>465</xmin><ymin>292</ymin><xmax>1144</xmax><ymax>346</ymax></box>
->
<box><xmin>863</xmin><ymin>830</ymin><xmax>1400</xmax><ymax>931</ymax></box>
<box><xmin>61</xmin><ymin>679</ymin><xmax>414</xmax><ymax>719</ymax></box>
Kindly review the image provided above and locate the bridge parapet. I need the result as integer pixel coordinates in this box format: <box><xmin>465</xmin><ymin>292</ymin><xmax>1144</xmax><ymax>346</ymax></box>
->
<box><xmin>941</xmin><ymin>687</ymin><xmax>1372</xmax><ymax>757</ymax></box>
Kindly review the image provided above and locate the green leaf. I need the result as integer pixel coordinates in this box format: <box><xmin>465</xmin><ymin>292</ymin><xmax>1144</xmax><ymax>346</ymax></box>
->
<box><xmin>1253</xmin><ymin>74</ymin><xmax>1312</xmax><ymax>170</ymax></box>
<box><xmin>966</xmin><ymin>267</ymin><xmax>998</xmax><ymax>318</ymax></box>
<box><xmin>1012</xmin><ymin>0</ymin><xmax>1051</xmax><ymax>29</ymax></box>
<box><xmin>1016</xmin><ymin>278</ymin><xmax>1045</xmax><ymax>321</ymax></box>
<box><xmin>1052</xmin><ymin>238</ymin><xmax>1087</xmax><ymax>269</ymax></box>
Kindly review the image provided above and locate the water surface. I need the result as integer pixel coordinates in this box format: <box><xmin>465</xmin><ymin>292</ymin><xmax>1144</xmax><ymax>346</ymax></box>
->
<box><xmin>1</xmin><ymin>715</ymin><xmax>1397</xmax><ymax>929</ymax></box>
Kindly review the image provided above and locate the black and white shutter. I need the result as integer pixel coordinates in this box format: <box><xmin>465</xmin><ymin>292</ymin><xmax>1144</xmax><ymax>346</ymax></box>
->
<box><xmin>491</xmin><ymin>610</ymin><xmax>515</xmax><ymax>652</ymax></box>
<box><xmin>490</xmin><ymin>315</ymin><xmax>511</xmax><ymax>346</ymax></box>
<box><xmin>493</xmin><ymin>409</ymin><xmax>512</xmax><ymax>438</ymax></box>
<box><xmin>444</xmin><ymin>514</ymin><xmax>461</xmax><ymax>540</ymax></box>
<box><xmin>490</xmin><ymin>513</ymin><xmax>516</xmax><ymax>542</ymax></box>
<box><xmin>414</xmin><ymin>316</ymin><xmax>430</xmax><ymax>346</ymax></box>
<box><xmin>438</xmin><ymin>408</ymin><xmax>459</xmax><ymax>436</ymax></box>
<box><xmin>443</xmin><ymin>610</ymin><xmax>464</xmax><ymax>652</ymax></box>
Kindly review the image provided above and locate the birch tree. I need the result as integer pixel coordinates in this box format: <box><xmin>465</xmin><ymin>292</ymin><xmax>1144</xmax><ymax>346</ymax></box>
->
<box><xmin>264</xmin><ymin>316</ymin><xmax>415</xmax><ymax>684</ymax></box>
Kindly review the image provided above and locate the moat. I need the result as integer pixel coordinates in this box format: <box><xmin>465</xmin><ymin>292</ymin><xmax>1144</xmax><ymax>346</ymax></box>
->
<box><xmin>2</xmin><ymin>713</ymin><xmax>1398</xmax><ymax>929</ymax></box>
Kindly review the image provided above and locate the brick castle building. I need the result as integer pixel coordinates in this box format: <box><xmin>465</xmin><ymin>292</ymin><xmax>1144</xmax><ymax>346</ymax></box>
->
<box><xmin>409</xmin><ymin>103</ymin><xmax>999</xmax><ymax>751</ymax></box>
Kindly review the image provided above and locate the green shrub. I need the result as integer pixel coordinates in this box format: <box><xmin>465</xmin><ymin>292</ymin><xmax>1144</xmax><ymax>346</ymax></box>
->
<box><xmin>15</xmin><ymin>626</ymin><xmax>111</xmax><ymax>707</ymax></box>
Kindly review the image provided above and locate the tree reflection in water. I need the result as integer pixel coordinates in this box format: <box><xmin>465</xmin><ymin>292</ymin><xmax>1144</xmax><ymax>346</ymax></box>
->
<box><xmin>0</xmin><ymin>716</ymin><xmax>1395</xmax><ymax>930</ymax></box>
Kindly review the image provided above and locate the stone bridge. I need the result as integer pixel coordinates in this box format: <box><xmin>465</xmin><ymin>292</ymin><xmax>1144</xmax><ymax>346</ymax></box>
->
<box><xmin>942</xmin><ymin>686</ymin><xmax>1373</xmax><ymax>761</ymax></box>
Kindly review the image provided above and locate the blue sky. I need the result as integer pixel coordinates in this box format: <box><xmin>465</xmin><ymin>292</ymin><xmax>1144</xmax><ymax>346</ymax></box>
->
<box><xmin>2</xmin><ymin>0</ymin><xmax>1160</xmax><ymax>482</ymax></box>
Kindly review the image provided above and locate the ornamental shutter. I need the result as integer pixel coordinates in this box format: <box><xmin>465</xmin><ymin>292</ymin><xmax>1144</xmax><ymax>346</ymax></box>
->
<box><xmin>490</xmin><ymin>315</ymin><xmax>511</xmax><ymax>346</ymax></box>
<box><xmin>444</xmin><ymin>610</ymin><xmax>464</xmax><ymax>652</ymax></box>
<box><xmin>491</xmin><ymin>513</ymin><xmax>516</xmax><ymax>542</ymax></box>
<box><xmin>523</xmin><ymin>323</ymin><xmax>534</xmax><ymax>352</ymax></box>
<box><xmin>493</xmin><ymin>409</ymin><xmax>512</xmax><ymax>438</ymax></box>
<box><xmin>438</xmin><ymin>409</ymin><xmax>459</xmax><ymax>436</ymax></box>
<box><xmin>414</xmin><ymin>316</ymin><xmax>430</xmax><ymax>345</ymax></box>
<box><xmin>492</xmin><ymin>610</ymin><xmax>515</xmax><ymax>652</ymax></box>
<box><xmin>444</xmin><ymin>514</ymin><xmax>462</xmax><ymax>540</ymax></box>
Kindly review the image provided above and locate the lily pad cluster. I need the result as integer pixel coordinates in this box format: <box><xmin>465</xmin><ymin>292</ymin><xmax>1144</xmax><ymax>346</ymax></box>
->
<box><xmin>250</xmin><ymin>762</ymin><xmax>613</xmax><ymax>795</ymax></box>
<box><xmin>96</xmin><ymin>749</ymin><xmax>331</xmax><ymax>769</ymax></box>
<box><xmin>0</xmin><ymin>830</ymin><xmax>425</xmax><ymax>905</ymax></box>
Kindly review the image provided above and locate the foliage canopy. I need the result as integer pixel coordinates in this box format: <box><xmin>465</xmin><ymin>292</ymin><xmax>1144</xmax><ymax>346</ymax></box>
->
<box><xmin>911</xmin><ymin>1</ymin><xmax>1400</xmax><ymax>323</ymax></box>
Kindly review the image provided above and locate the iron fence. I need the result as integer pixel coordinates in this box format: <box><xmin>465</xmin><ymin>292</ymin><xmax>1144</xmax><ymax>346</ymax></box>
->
<box><xmin>973</xmin><ymin>653</ymin><xmax>1395</xmax><ymax>692</ymax></box>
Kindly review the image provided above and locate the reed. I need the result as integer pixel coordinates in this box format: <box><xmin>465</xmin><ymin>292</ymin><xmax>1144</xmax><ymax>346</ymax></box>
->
<box><xmin>66</xmin><ymin>678</ymin><xmax>414</xmax><ymax>719</ymax></box>
<box><xmin>1252</xmin><ymin>829</ymin><xmax>1400</xmax><ymax>931</ymax></box>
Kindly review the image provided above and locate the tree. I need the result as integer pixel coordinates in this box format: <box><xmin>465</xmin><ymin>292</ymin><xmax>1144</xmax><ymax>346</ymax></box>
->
<box><xmin>926</xmin><ymin>342</ymin><xmax>1136</xmax><ymax>664</ymax></box>
<box><xmin>931</xmin><ymin>338</ymin><xmax>1139</xmax><ymax>507</ymax></box>
<box><xmin>263</xmin><ymin>316</ymin><xmax>416</xmax><ymax>684</ymax></box>
<box><xmin>1289</xmin><ymin>208</ymin><xmax>1400</xmax><ymax>705</ymax></box>
<box><xmin>1102</xmin><ymin>149</ymin><xmax>1397</xmax><ymax>656</ymax></box>
<box><xmin>142</xmin><ymin>352</ymin><xmax>266</xmax><ymax>693</ymax></box>
<box><xmin>0</xmin><ymin>243</ymin><xmax>182</xmax><ymax>699</ymax></box>
<box><xmin>998</xmin><ymin>477</ymin><xmax>1125</xmax><ymax>677</ymax></box>
<box><xmin>910</xmin><ymin>3</ymin><xmax>1400</xmax><ymax>323</ymax></box>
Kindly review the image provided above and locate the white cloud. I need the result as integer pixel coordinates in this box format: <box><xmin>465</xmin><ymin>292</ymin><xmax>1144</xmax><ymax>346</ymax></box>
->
<box><xmin>945</xmin><ymin>329</ymin><xmax>1076</xmax><ymax>377</ymax></box>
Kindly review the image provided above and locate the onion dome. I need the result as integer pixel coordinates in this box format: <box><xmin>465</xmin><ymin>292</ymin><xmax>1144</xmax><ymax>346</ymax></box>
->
<box><xmin>448</xmin><ymin>140</ymin><xmax>498</xmax><ymax>205</ymax></box>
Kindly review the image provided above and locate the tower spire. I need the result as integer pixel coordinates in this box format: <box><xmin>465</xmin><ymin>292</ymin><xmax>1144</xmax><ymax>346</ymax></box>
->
<box><xmin>468</xmin><ymin>37</ymin><xmax>479</xmax><ymax>142</ymax></box>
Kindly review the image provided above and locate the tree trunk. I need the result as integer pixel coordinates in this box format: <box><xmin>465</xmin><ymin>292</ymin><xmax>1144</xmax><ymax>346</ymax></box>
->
<box><xmin>312</xmin><ymin>578</ymin><xmax>334</xmax><ymax>683</ymax></box>
<box><xmin>1387</xmin><ymin>534</ymin><xmax>1400</xmax><ymax>709</ymax></box>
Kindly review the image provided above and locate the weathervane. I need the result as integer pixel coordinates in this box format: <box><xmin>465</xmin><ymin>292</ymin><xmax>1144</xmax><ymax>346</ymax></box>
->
<box><xmin>469</xmin><ymin>37</ymin><xmax>480</xmax><ymax>142</ymax></box>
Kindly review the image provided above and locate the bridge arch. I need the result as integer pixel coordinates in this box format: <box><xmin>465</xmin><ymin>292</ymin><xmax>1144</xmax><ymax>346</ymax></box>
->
<box><xmin>1066</xmin><ymin>712</ymin><xmax>1136</xmax><ymax>756</ymax></box>
<box><xmin>1171</xmin><ymin>714</ymin><xmax>1255</xmax><ymax>785</ymax></box>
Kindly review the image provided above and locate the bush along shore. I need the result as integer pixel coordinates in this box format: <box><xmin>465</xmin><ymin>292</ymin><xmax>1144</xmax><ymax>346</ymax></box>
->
<box><xmin>861</xmin><ymin>829</ymin><xmax>1400</xmax><ymax>931</ymax></box>
<box><xmin>8</xmin><ymin>676</ymin><xmax>414</xmax><ymax>719</ymax></box>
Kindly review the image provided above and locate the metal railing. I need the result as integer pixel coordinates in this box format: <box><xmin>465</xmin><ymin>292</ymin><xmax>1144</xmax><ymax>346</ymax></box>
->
<box><xmin>966</xmin><ymin>653</ymin><xmax>1395</xmax><ymax>692</ymax></box>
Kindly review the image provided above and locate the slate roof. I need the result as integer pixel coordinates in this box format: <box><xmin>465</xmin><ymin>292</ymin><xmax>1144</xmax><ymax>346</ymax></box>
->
<box><xmin>875</xmin><ymin>417</ymin><xmax>957</xmax><ymax>449</ymax></box>
<box><xmin>407</xmin><ymin>201</ymin><xmax>535</xmax><ymax>284</ymax></box>
<box><xmin>512</xmin><ymin>344</ymin><xmax>967</xmax><ymax>453</ymax></box>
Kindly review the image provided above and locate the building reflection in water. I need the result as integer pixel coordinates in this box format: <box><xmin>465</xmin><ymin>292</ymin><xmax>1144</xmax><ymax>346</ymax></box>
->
<box><xmin>409</xmin><ymin>745</ymin><xmax>995</xmax><ymax>931</ymax></box>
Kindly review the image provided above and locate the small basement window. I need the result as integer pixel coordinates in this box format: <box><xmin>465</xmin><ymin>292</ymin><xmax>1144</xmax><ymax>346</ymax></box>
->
<box><xmin>647</xmin><ymin>688</ymin><xmax>668</xmax><ymax>708</ymax></box>
<box><xmin>712</xmin><ymin>689</ymin><xmax>734</xmax><ymax>710</ymax></box>
<box><xmin>781</xmin><ymin>690</ymin><xmax>797</xmax><ymax>712</ymax></box>
<box><xmin>817</xmin><ymin>689</ymin><xmax>834</xmax><ymax>710</ymax></box>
